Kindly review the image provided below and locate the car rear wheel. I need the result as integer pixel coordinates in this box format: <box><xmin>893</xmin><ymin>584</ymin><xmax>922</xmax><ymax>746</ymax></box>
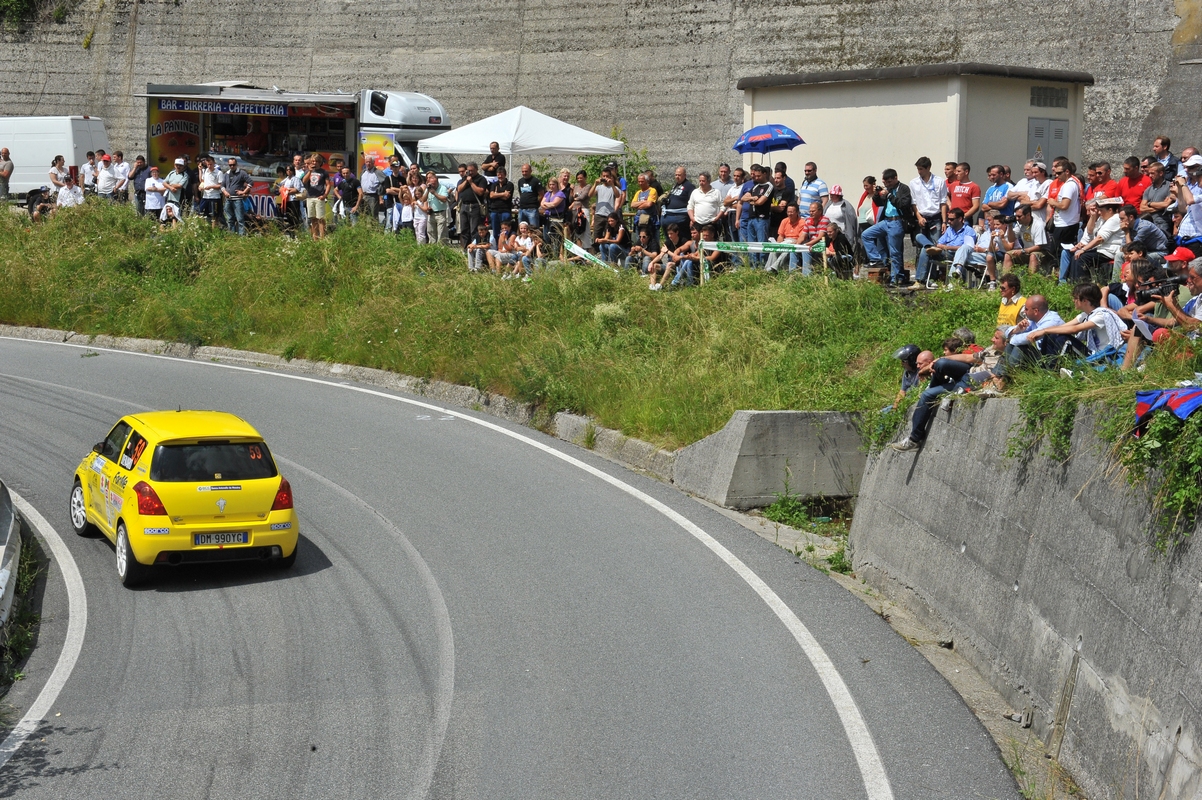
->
<box><xmin>115</xmin><ymin>522</ymin><xmax>150</xmax><ymax>588</ymax></box>
<box><xmin>277</xmin><ymin>540</ymin><xmax>298</xmax><ymax>570</ymax></box>
<box><xmin>69</xmin><ymin>481</ymin><xmax>97</xmax><ymax>537</ymax></box>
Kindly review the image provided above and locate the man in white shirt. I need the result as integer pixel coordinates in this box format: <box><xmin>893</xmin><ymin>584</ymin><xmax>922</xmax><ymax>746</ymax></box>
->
<box><xmin>1048</xmin><ymin>158</ymin><xmax>1082</xmax><ymax>282</ymax></box>
<box><xmin>199</xmin><ymin>157</ymin><xmax>225</xmax><ymax>227</ymax></box>
<box><xmin>723</xmin><ymin>167</ymin><xmax>747</xmax><ymax>241</ymax></box>
<box><xmin>143</xmin><ymin>166</ymin><xmax>166</xmax><ymax>215</ymax></box>
<box><xmin>1072</xmin><ymin>197</ymin><xmax>1124</xmax><ymax>282</ymax></box>
<box><xmin>909</xmin><ymin>156</ymin><xmax>948</xmax><ymax>284</ymax></box>
<box><xmin>687</xmin><ymin>171</ymin><xmax>723</xmax><ymax>231</ymax></box>
<box><xmin>95</xmin><ymin>154</ymin><xmax>119</xmax><ymax>199</ymax></box>
<box><xmin>112</xmin><ymin>151</ymin><xmax>131</xmax><ymax>202</ymax></box>
<box><xmin>55</xmin><ymin>174</ymin><xmax>85</xmax><ymax>209</ymax></box>
<box><xmin>79</xmin><ymin>151</ymin><xmax>97</xmax><ymax>193</ymax></box>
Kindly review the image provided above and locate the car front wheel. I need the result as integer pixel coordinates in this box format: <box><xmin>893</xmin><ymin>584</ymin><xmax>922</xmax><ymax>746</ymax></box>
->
<box><xmin>69</xmin><ymin>481</ymin><xmax>96</xmax><ymax>537</ymax></box>
<box><xmin>115</xmin><ymin>522</ymin><xmax>150</xmax><ymax>588</ymax></box>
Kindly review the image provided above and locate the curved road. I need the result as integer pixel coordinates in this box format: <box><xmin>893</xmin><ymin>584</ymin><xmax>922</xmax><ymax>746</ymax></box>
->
<box><xmin>0</xmin><ymin>336</ymin><xmax>1018</xmax><ymax>799</ymax></box>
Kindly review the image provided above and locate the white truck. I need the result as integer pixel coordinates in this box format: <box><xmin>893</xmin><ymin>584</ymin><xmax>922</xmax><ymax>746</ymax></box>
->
<box><xmin>0</xmin><ymin>116</ymin><xmax>110</xmax><ymax>197</ymax></box>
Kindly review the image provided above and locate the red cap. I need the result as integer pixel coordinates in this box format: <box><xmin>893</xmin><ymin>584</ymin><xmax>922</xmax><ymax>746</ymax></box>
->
<box><xmin>101</xmin><ymin>154</ymin><xmax>111</xmax><ymax>161</ymax></box>
<box><xmin>1165</xmin><ymin>246</ymin><xmax>1196</xmax><ymax>263</ymax></box>
<box><xmin>1152</xmin><ymin>328</ymin><xmax>1172</xmax><ymax>344</ymax></box>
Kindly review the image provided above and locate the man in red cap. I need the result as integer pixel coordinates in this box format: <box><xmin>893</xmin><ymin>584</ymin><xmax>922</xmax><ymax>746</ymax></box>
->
<box><xmin>95</xmin><ymin>154</ymin><xmax>119</xmax><ymax>200</ymax></box>
<box><xmin>1164</xmin><ymin>246</ymin><xmax>1198</xmax><ymax>273</ymax></box>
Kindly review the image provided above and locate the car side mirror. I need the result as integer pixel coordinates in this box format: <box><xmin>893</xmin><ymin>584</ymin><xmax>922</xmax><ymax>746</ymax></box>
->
<box><xmin>93</xmin><ymin>442</ymin><xmax>105</xmax><ymax>454</ymax></box>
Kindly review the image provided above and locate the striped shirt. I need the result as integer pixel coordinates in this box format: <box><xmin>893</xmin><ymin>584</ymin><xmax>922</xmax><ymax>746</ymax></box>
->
<box><xmin>796</xmin><ymin>178</ymin><xmax>829</xmax><ymax>217</ymax></box>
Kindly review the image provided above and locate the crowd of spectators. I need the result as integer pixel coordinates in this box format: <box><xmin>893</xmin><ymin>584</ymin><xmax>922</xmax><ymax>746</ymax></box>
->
<box><xmin>7</xmin><ymin>132</ymin><xmax>1202</xmax><ymax>294</ymax></box>
<box><xmin>887</xmin><ymin>248</ymin><xmax>1202</xmax><ymax>452</ymax></box>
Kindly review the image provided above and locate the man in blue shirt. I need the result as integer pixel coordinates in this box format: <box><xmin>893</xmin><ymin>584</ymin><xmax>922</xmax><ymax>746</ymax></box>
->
<box><xmin>981</xmin><ymin>165</ymin><xmax>1015</xmax><ymax>217</ymax></box>
<box><xmin>795</xmin><ymin>161</ymin><xmax>828</xmax><ymax>218</ymax></box>
<box><xmin>918</xmin><ymin>208</ymin><xmax>975</xmax><ymax>284</ymax></box>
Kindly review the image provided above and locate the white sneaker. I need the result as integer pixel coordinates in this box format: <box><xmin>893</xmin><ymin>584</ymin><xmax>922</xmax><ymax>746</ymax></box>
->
<box><xmin>889</xmin><ymin>438</ymin><xmax>922</xmax><ymax>452</ymax></box>
<box><xmin>939</xmin><ymin>396</ymin><xmax>954</xmax><ymax>411</ymax></box>
<box><xmin>1060</xmin><ymin>368</ymin><xmax>1074</xmax><ymax>379</ymax></box>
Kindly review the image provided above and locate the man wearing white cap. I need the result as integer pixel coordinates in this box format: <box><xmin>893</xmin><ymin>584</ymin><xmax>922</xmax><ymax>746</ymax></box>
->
<box><xmin>164</xmin><ymin>158</ymin><xmax>190</xmax><ymax>207</ymax></box>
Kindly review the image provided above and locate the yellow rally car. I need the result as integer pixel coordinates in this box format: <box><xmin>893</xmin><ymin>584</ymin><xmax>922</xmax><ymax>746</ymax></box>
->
<box><xmin>69</xmin><ymin>410</ymin><xmax>299</xmax><ymax>587</ymax></box>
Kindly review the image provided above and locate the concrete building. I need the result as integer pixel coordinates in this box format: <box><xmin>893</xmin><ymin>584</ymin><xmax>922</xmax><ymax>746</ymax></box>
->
<box><xmin>737</xmin><ymin>63</ymin><xmax>1093</xmax><ymax>204</ymax></box>
<box><xmin>0</xmin><ymin>0</ymin><xmax>1197</xmax><ymax>176</ymax></box>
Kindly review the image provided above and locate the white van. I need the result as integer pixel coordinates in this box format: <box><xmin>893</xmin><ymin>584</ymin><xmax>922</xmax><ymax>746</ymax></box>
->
<box><xmin>0</xmin><ymin>116</ymin><xmax>110</xmax><ymax>196</ymax></box>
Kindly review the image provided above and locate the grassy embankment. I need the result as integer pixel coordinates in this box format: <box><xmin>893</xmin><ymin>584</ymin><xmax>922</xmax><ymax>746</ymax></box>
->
<box><xmin>1</xmin><ymin>203</ymin><xmax>1198</xmax><ymax>459</ymax></box>
<box><xmin>0</xmin><ymin>202</ymin><xmax>1011</xmax><ymax>447</ymax></box>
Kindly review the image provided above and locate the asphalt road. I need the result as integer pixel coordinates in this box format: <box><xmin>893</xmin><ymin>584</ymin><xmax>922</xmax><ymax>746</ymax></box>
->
<box><xmin>0</xmin><ymin>336</ymin><xmax>1019</xmax><ymax>799</ymax></box>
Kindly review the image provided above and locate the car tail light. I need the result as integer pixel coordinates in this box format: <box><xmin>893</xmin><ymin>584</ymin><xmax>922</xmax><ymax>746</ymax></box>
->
<box><xmin>133</xmin><ymin>481</ymin><xmax>167</xmax><ymax>515</ymax></box>
<box><xmin>272</xmin><ymin>477</ymin><xmax>293</xmax><ymax>510</ymax></box>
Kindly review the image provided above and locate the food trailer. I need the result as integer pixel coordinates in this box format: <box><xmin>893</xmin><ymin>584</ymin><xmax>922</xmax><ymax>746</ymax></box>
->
<box><xmin>140</xmin><ymin>82</ymin><xmax>456</xmax><ymax>216</ymax></box>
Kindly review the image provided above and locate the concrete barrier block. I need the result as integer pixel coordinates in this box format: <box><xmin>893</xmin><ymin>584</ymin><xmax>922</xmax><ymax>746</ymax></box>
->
<box><xmin>673</xmin><ymin>410</ymin><xmax>865</xmax><ymax>509</ymax></box>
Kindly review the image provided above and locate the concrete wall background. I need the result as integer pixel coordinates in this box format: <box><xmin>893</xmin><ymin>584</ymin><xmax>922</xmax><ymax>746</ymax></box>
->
<box><xmin>850</xmin><ymin>398</ymin><xmax>1202</xmax><ymax>799</ymax></box>
<box><xmin>0</xmin><ymin>0</ymin><xmax>1197</xmax><ymax>176</ymax></box>
<box><xmin>744</xmin><ymin>78</ymin><xmax>957</xmax><ymax>199</ymax></box>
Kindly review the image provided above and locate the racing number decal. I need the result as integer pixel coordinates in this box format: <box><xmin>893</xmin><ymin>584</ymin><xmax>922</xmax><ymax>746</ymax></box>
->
<box><xmin>248</xmin><ymin>444</ymin><xmax>263</xmax><ymax>460</ymax></box>
<box><xmin>121</xmin><ymin>431</ymin><xmax>148</xmax><ymax>470</ymax></box>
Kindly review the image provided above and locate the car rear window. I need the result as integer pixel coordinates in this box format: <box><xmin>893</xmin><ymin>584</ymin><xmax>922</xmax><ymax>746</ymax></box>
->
<box><xmin>149</xmin><ymin>441</ymin><xmax>278</xmax><ymax>482</ymax></box>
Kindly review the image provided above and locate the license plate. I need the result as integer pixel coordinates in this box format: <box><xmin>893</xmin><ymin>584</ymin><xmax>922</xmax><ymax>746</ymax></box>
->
<box><xmin>193</xmin><ymin>532</ymin><xmax>248</xmax><ymax>546</ymax></box>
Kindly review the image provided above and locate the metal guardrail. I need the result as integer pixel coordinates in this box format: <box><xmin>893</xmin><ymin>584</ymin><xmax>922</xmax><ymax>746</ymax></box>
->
<box><xmin>0</xmin><ymin>480</ymin><xmax>23</xmax><ymax>643</ymax></box>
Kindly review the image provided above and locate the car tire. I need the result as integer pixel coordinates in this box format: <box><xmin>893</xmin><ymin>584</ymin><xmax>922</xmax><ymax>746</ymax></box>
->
<box><xmin>115</xmin><ymin>522</ymin><xmax>150</xmax><ymax>588</ymax></box>
<box><xmin>277</xmin><ymin>541</ymin><xmax>299</xmax><ymax>570</ymax></box>
<box><xmin>69</xmin><ymin>480</ymin><xmax>97</xmax><ymax>537</ymax></box>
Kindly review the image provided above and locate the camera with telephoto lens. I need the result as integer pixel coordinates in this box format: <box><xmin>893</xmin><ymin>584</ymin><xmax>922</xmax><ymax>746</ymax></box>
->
<box><xmin>1135</xmin><ymin>275</ymin><xmax>1187</xmax><ymax>305</ymax></box>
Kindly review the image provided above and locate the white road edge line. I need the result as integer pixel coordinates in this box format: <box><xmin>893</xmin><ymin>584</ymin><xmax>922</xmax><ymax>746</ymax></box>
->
<box><xmin>0</xmin><ymin>491</ymin><xmax>88</xmax><ymax>771</ymax></box>
<box><xmin>0</xmin><ymin>336</ymin><xmax>894</xmax><ymax>800</ymax></box>
<box><xmin>278</xmin><ymin>458</ymin><xmax>454</xmax><ymax>800</ymax></box>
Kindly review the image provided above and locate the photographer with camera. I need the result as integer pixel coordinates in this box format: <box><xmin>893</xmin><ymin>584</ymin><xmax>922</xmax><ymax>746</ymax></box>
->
<box><xmin>862</xmin><ymin>168</ymin><xmax>915</xmax><ymax>286</ymax></box>
<box><xmin>1157</xmin><ymin>257</ymin><xmax>1202</xmax><ymax>336</ymax></box>
<box><xmin>1118</xmin><ymin>259</ymin><xmax>1193</xmax><ymax>368</ymax></box>
<box><xmin>1171</xmin><ymin>155</ymin><xmax>1202</xmax><ymax>258</ymax></box>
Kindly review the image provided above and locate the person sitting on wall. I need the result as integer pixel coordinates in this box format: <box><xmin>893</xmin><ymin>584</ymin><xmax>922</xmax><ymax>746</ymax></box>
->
<box><xmin>993</xmin><ymin>295</ymin><xmax>1066</xmax><ymax>378</ymax></box>
<box><xmin>1020</xmin><ymin>282</ymin><xmax>1127</xmax><ymax>362</ymax></box>
<box><xmin>886</xmin><ymin>344</ymin><xmax>931</xmax><ymax>412</ymax></box>
<box><xmin>889</xmin><ymin>348</ymin><xmax>976</xmax><ymax>452</ymax></box>
<box><xmin>997</xmin><ymin>273</ymin><xmax>1026</xmax><ymax>326</ymax></box>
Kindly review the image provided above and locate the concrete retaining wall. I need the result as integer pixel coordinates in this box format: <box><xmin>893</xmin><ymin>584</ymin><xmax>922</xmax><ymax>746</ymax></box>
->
<box><xmin>850</xmin><ymin>398</ymin><xmax>1202</xmax><ymax>799</ymax></box>
<box><xmin>673</xmin><ymin>410</ymin><xmax>864</xmax><ymax>509</ymax></box>
<box><xmin>0</xmin><ymin>0</ymin><xmax>1198</xmax><ymax>174</ymax></box>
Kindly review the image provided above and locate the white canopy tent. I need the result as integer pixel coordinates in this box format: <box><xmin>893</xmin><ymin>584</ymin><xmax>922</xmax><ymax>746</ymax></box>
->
<box><xmin>417</xmin><ymin>106</ymin><xmax>624</xmax><ymax>158</ymax></box>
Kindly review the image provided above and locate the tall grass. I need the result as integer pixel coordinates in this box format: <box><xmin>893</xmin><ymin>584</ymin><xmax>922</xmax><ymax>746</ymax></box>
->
<box><xmin>3</xmin><ymin>202</ymin><xmax>1188</xmax><ymax>450</ymax></box>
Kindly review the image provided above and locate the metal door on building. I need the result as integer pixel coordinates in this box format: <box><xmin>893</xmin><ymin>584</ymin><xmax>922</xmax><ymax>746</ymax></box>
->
<box><xmin>1028</xmin><ymin>118</ymin><xmax>1069</xmax><ymax>164</ymax></box>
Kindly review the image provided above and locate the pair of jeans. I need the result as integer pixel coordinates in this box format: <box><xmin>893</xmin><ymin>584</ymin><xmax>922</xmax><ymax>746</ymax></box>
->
<box><xmin>862</xmin><ymin>218</ymin><xmax>905</xmax><ymax>279</ymax></box>
<box><xmin>738</xmin><ymin>216</ymin><xmax>751</xmax><ymax>244</ymax></box>
<box><xmin>224</xmin><ymin>196</ymin><xmax>247</xmax><ymax>235</ymax></box>
<box><xmin>913</xmin><ymin>218</ymin><xmax>941</xmax><ymax>282</ymax></box>
<box><xmin>518</xmin><ymin>208</ymin><xmax>540</xmax><ymax>235</ymax></box>
<box><xmin>908</xmin><ymin>359</ymin><xmax>972</xmax><ymax>442</ymax></box>
<box><xmin>489</xmin><ymin>211</ymin><xmax>512</xmax><ymax>240</ymax></box>
<box><xmin>600</xmin><ymin>243</ymin><xmax>629</xmax><ymax>264</ymax></box>
<box><xmin>747</xmin><ymin>216</ymin><xmax>769</xmax><ymax>266</ymax></box>
<box><xmin>459</xmin><ymin>204</ymin><xmax>484</xmax><ymax>247</ymax></box>
<box><xmin>1054</xmin><ymin>223</ymin><xmax>1080</xmax><ymax>282</ymax></box>
<box><xmin>625</xmin><ymin>252</ymin><xmax>651</xmax><ymax>272</ymax></box>
<box><xmin>671</xmin><ymin>258</ymin><xmax>696</xmax><ymax>286</ymax></box>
